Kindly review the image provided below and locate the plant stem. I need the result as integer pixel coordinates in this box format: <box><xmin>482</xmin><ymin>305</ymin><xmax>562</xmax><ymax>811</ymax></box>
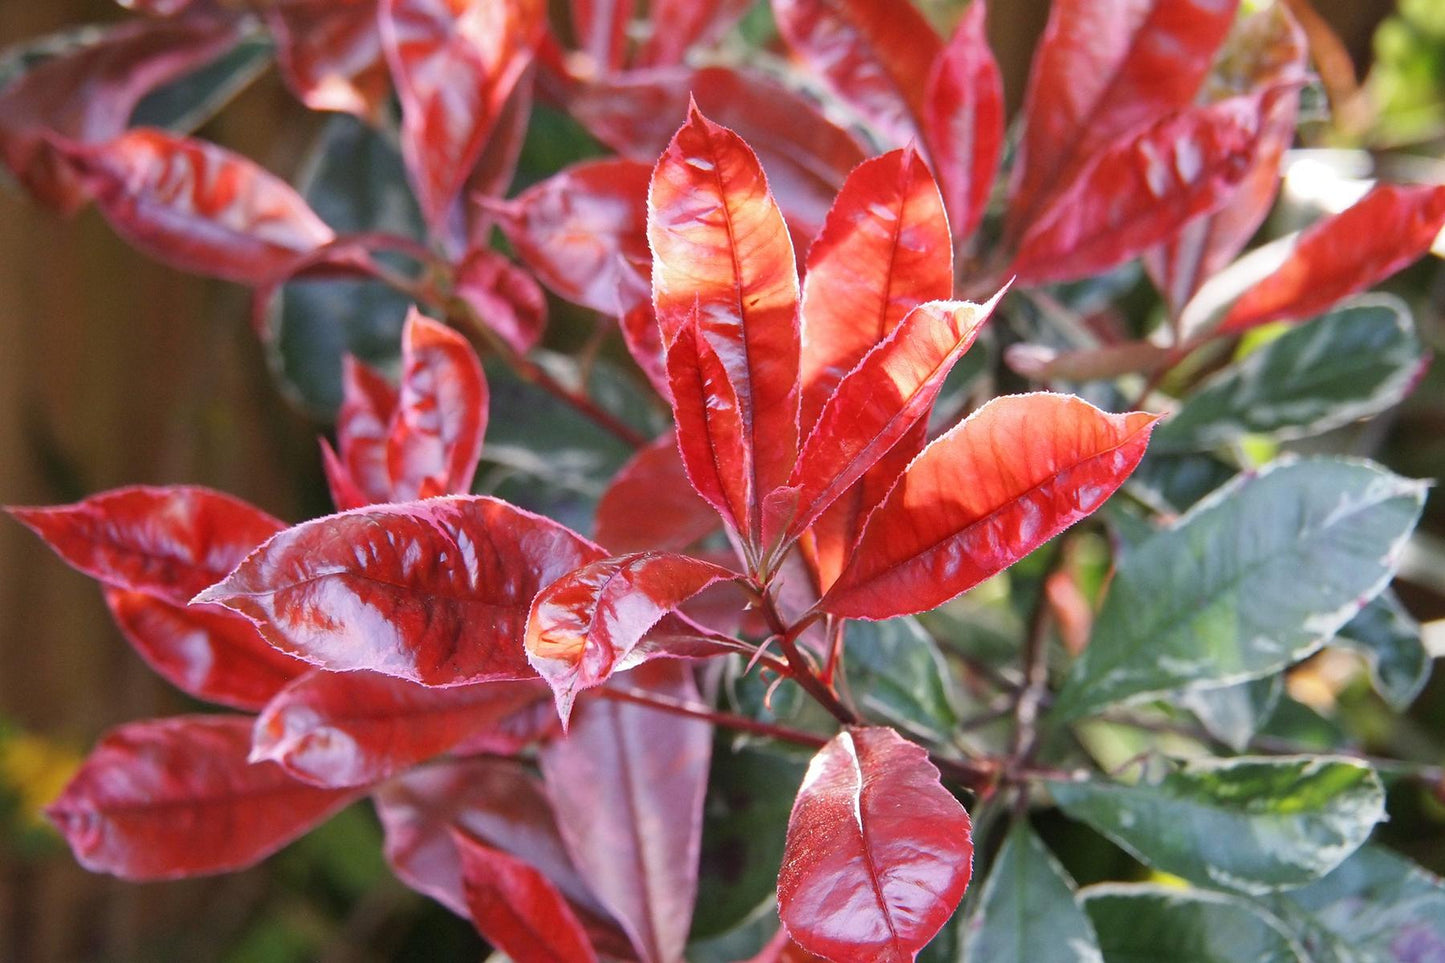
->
<box><xmin>599</xmin><ymin>686</ymin><xmax>829</xmax><ymax>749</ymax></box>
<box><xmin>754</xmin><ymin>585</ymin><xmax>858</xmax><ymax>726</ymax></box>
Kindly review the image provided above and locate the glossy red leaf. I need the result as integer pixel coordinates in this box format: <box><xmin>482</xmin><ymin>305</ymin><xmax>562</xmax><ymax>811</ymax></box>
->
<box><xmin>380</xmin><ymin>0</ymin><xmax>545</xmax><ymax>235</ymax></box>
<box><xmin>771</xmin><ymin>0</ymin><xmax>942</xmax><ymax>145</ymax></box>
<box><xmin>1008</xmin><ymin>0</ymin><xmax>1240</xmax><ymax>234</ymax></box>
<box><xmin>821</xmin><ymin>394</ymin><xmax>1158</xmax><ymax>620</ymax></box>
<box><xmin>620</xmin><ymin>300</ymin><xmax>672</xmax><ymax>400</ymax></box>
<box><xmin>463</xmin><ymin>67</ymin><xmax>535</xmax><ymax>245</ymax></box>
<box><xmin>540</xmin><ymin>661</ymin><xmax>712</xmax><ymax>963</ymax></box>
<box><xmin>777</xmin><ymin>295</ymin><xmax>1000</xmax><ymax>545</ymax></box>
<box><xmin>0</xmin><ymin>15</ymin><xmax>240</xmax><ymax>211</ymax></box>
<box><xmin>1010</xmin><ymin>95</ymin><xmax>1268</xmax><ymax>286</ymax></box>
<box><xmin>649</xmin><ymin>104</ymin><xmax>801</xmax><ymax>545</ymax></box>
<box><xmin>570</xmin><ymin>0</ymin><xmax>634</xmax><ymax>75</ymax></box>
<box><xmin>594</xmin><ymin>433</ymin><xmax>718</xmax><ymax>554</ymax></box>
<box><xmin>798</xmin><ymin>147</ymin><xmax>953</xmax><ymax>433</ymax></box>
<box><xmin>634</xmin><ymin>0</ymin><xmax>752</xmax><ymax>68</ymax></box>
<box><xmin>59</xmin><ymin>129</ymin><xmax>336</xmax><ymax>283</ymax></box>
<box><xmin>46</xmin><ymin>716</ymin><xmax>359</xmax><ymax>880</ymax></box>
<box><xmin>454</xmin><ymin>829</ymin><xmax>600</xmax><ymax>963</ymax></box>
<box><xmin>252</xmin><ymin>671</ymin><xmax>551</xmax><ymax>787</ymax></box>
<box><xmin>491</xmin><ymin>159</ymin><xmax>653</xmax><ymax>316</ymax></box>
<box><xmin>195</xmin><ymin>496</ymin><xmax>606</xmax><ymax>686</ymax></box>
<box><xmin>778</xmin><ymin>726</ymin><xmax>973</xmax><ymax>962</ymax></box>
<box><xmin>9</xmin><ymin>485</ymin><xmax>285</xmax><ymax>605</ymax></box>
<box><xmin>266</xmin><ymin>0</ymin><xmax>389</xmax><ymax>120</ymax></box>
<box><xmin>105</xmin><ymin>588</ymin><xmax>305</xmax><ymax>712</ymax></box>
<box><xmin>525</xmin><ymin>553</ymin><xmax>740</xmax><ymax>722</ymax></box>
<box><xmin>1218</xmin><ymin>182</ymin><xmax>1445</xmax><ymax>334</ymax></box>
<box><xmin>921</xmin><ymin>1</ymin><xmax>1004</xmax><ymax>246</ymax></box>
<box><xmin>385</xmin><ymin>310</ymin><xmax>489</xmax><ymax>502</ymax></box>
<box><xmin>326</xmin><ymin>355</ymin><xmax>400</xmax><ymax>509</ymax></box>
<box><xmin>455</xmin><ymin>246</ymin><xmax>548</xmax><ymax>354</ymax></box>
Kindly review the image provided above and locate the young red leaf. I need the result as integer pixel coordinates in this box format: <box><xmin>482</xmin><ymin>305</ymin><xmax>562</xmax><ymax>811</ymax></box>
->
<box><xmin>778</xmin><ymin>726</ymin><xmax>973</xmax><ymax>962</ymax></box>
<box><xmin>594</xmin><ymin>433</ymin><xmax>719</xmax><ymax>554</ymax></box>
<box><xmin>525</xmin><ymin>552</ymin><xmax>740</xmax><ymax>722</ymax></box>
<box><xmin>326</xmin><ymin>355</ymin><xmax>401</xmax><ymax>509</ymax></box>
<box><xmin>46</xmin><ymin>716</ymin><xmax>359</xmax><ymax>879</ymax></box>
<box><xmin>771</xmin><ymin>0</ymin><xmax>942</xmax><ymax>145</ymax></box>
<box><xmin>265</xmin><ymin>0</ymin><xmax>390</xmax><ymax>121</ymax></box>
<box><xmin>821</xmin><ymin>394</ymin><xmax>1159</xmax><ymax>620</ymax></box>
<box><xmin>380</xmin><ymin>0</ymin><xmax>545</xmax><ymax>236</ymax></box>
<box><xmin>633</xmin><ymin>0</ymin><xmax>752</xmax><ymax>68</ymax></box>
<box><xmin>799</xmin><ymin>147</ymin><xmax>953</xmax><ymax>433</ymax></box>
<box><xmin>105</xmin><ymin>588</ymin><xmax>305</xmax><ymax>712</ymax></box>
<box><xmin>491</xmin><ymin>159</ymin><xmax>654</xmax><ymax>316</ymax></box>
<box><xmin>385</xmin><ymin>310</ymin><xmax>489</xmax><ymax>501</ymax></box>
<box><xmin>649</xmin><ymin>104</ymin><xmax>802</xmax><ymax>545</ymax></box>
<box><xmin>570</xmin><ymin>0</ymin><xmax>634</xmax><ymax>75</ymax></box>
<box><xmin>8</xmin><ymin>485</ymin><xmax>285</xmax><ymax>605</ymax></box>
<box><xmin>921</xmin><ymin>1</ymin><xmax>1004</xmax><ymax>246</ymax></box>
<box><xmin>620</xmin><ymin>300</ymin><xmax>672</xmax><ymax>401</ymax></box>
<box><xmin>59</xmin><ymin>129</ymin><xmax>336</xmax><ymax>283</ymax></box>
<box><xmin>1010</xmin><ymin>95</ymin><xmax>1268</xmax><ymax>286</ymax></box>
<box><xmin>0</xmin><ymin>14</ymin><xmax>240</xmax><ymax>211</ymax></box>
<box><xmin>777</xmin><ymin>295</ymin><xmax>1000</xmax><ymax>545</ymax></box>
<box><xmin>1218</xmin><ymin>183</ymin><xmax>1445</xmax><ymax>334</ymax></box>
<box><xmin>194</xmin><ymin>496</ymin><xmax>606</xmax><ymax>686</ymax></box>
<box><xmin>1008</xmin><ymin>0</ymin><xmax>1240</xmax><ymax>234</ymax></box>
<box><xmin>454</xmin><ymin>829</ymin><xmax>600</xmax><ymax>963</ymax></box>
<box><xmin>540</xmin><ymin>661</ymin><xmax>712</xmax><ymax>963</ymax></box>
<box><xmin>252</xmin><ymin>671</ymin><xmax>552</xmax><ymax>787</ymax></box>
<box><xmin>464</xmin><ymin>68</ymin><xmax>536</xmax><ymax>245</ymax></box>
<box><xmin>455</xmin><ymin>246</ymin><xmax>548</xmax><ymax>355</ymax></box>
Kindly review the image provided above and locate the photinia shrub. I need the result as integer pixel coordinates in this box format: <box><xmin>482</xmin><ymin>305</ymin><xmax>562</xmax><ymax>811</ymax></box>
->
<box><xmin>3</xmin><ymin>0</ymin><xmax>1444</xmax><ymax>960</ymax></box>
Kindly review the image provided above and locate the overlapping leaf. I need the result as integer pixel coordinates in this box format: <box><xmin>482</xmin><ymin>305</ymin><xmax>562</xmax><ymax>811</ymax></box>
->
<box><xmin>266</xmin><ymin>0</ymin><xmax>389</xmax><ymax>120</ymax></box>
<box><xmin>821</xmin><ymin>394</ymin><xmax>1158</xmax><ymax>620</ymax></box>
<box><xmin>633</xmin><ymin>0</ymin><xmax>752</xmax><ymax>68</ymax></box>
<box><xmin>195</xmin><ymin>496</ymin><xmax>606</xmax><ymax>686</ymax></box>
<box><xmin>454</xmin><ymin>246</ymin><xmax>548</xmax><ymax>355</ymax></box>
<box><xmin>778</xmin><ymin>726</ymin><xmax>973</xmax><ymax>962</ymax></box>
<box><xmin>594</xmin><ymin>434</ymin><xmax>718</xmax><ymax>554</ymax></box>
<box><xmin>1082</xmin><ymin>885</ymin><xmax>1305</xmax><ymax>962</ymax></box>
<box><xmin>569</xmin><ymin>0</ymin><xmax>633</xmax><ymax>75</ymax></box>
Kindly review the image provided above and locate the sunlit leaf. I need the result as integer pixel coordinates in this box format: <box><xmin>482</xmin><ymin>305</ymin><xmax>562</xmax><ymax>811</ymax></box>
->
<box><xmin>1082</xmin><ymin>884</ymin><xmax>1305</xmax><ymax>962</ymax></box>
<box><xmin>594</xmin><ymin>433</ymin><xmax>719</xmax><ymax>554</ymax></box>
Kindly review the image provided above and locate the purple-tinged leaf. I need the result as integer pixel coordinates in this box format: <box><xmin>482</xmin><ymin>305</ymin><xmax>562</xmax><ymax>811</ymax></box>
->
<box><xmin>266</xmin><ymin>0</ymin><xmax>389</xmax><ymax>121</ymax></box>
<box><xmin>455</xmin><ymin>246</ymin><xmax>548</xmax><ymax>354</ymax></box>
<box><xmin>569</xmin><ymin>0</ymin><xmax>634</xmax><ymax>75</ymax></box>
<box><xmin>594</xmin><ymin>433</ymin><xmax>719</xmax><ymax>554</ymax></box>
<box><xmin>634</xmin><ymin>0</ymin><xmax>752</xmax><ymax>68</ymax></box>
<box><xmin>326</xmin><ymin>354</ymin><xmax>400</xmax><ymax>509</ymax></box>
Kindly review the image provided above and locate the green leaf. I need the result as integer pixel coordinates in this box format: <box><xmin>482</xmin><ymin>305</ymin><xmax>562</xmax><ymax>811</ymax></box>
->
<box><xmin>843</xmin><ymin>617</ymin><xmax>959</xmax><ymax>740</ymax></box>
<box><xmin>1180</xmin><ymin>676</ymin><xmax>1282</xmax><ymax>752</ymax></box>
<box><xmin>131</xmin><ymin>35</ymin><xmax>273</xmax><ymax>133</ymax></box>
<box><xmin>1128</xmin><ymin>451</ymin><xmax>1238</xmax><ymax>514</ymax></box>
<box><xmin>1153</xmin><ymin>298</ymin><xmax>1427</xmax><ymax>453</ymax></box>
<box><xmin>1050</xmin><ymin>756</ymin><xmax>1385</xmax><ymax>894</ymax></box>
<box><xmin>1052</xmin><ymin>458</ymin><xmax>1425</xmax><ymax>721</ymax></box>
<box><xmin>1333</xmin><ymin>590</ymin><xmax>1430</xmax><ymax>710</ymax></box>
<box><xmin>960</xmin><ymin>823</ymin><xmax>1103</xmax><ymax>963</ymax></box>
<box><xmin>1082</xmin><ymin>884</ymin><xmax>1306</xmax><ymax>962</ymax></box>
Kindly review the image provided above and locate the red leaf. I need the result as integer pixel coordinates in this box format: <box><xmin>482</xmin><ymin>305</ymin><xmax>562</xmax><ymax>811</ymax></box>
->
<box><xmin>386</xmin><ymin>310</ymin><xmax>489</xmax><ymax>501</ymax></box>
<box><xmin>380</xmin><ymin>0</ymin><xmax>545</xmax><ymax>235</ymax></box>
<box><xmin>454</xmin><ymin>830</ymin><xmax>600</xmax><ymax>963</ymax></box>
<box><xmin>569</xmin><ymin>0</ymin><xmax>634</xmax><ymax>75</ymax></box>
<box><xmin>649</xmin><ymin>104</ymin><xmax>802</xmax><ymax>546</ymax></box>
<box><xmin>1008</xmin><ymin>0</ymin><xmax>1240</xmax><ymax>235</ymax></box>
<box><xmin>798</xmin><ymin>147</ymin><xmax>953</xmax><ymax>434</ymax></box>
<box><xmin>594</xmin><ymin>433</ymin><xmax>718</xmax><ymax>554</ymax></box>
<box><xmin>821</xmin><ymin>394</ymin><xmax>1158</xmax><ymax>620</ymax></box>
<box><xmin>771</xmin><ymin>0</ymin><xmax>942</xmax><ymax>145</ymax></box>
<box><xmin>46</xmin><ymin>716</ymin><xmax>358</xmax><ymax>879</ymax></box>
<box><xmin>59</xmin><ymin>129</ymin><xmax>336</xmax><ymax>283</ymax></box>
<box><xmin>464</xmin><ymin>67</ymin><xmax>535</xmax><ymax>243</ymax></box>
<box><xmin>327</xmin><ymin>355</ymin><xmax>400</xmax><ymax>509</ymax></box>
<box><xmin>194</xmin><ymin>497</ymin><xmax>605</xmax><ymax>686</ymax></box>
<box><xmin>104</xmin><ymin>588</ymin><xmax>305</xmax><ymax>712</ymax></box>
<box><xmin>525</xmin><ymin>553</ymin><xmax>740</xmax><ymax>721</ymax></box>
<box><xmin>778</xmin><ymin>295</ymin><xmax>1000</xmax><ymax>545</ymax></box>
<box><xmin>1218</xmin><ymin>182</ymin><xmax>1445</xmax><ymax>334</ymax></box>
<box><xmin>266</xmin><ymin>0</ymin><xmax>390</xmax><ymax>120</ymax></box>
<box><xmin>252</xmin><ymin>671</ymin><xmax>551</xmax><ymax>787</ymax></box>
<box><xmin>1010</xmin><ymin>95</ymin><xmax>1269</xmax><ymax>286</ymax></box>
<box><xmin>0</xmin><ymin>15</ymin><xmax>240</xmax><ymax>211</ymax></box>
<box><xmin>540</xmin><ymin>662</ymin><xmax>712</xmax><ymax>963</ymax></box>
<box><xmin>455</xmin><ymin>246</ymin><xmax>548</xmax><ymax>354</ymax></box>
<box><xmin>492</xmin><ymin>159</ymin><xmax>654</xmax><ymax>316</ymax></box>
<box><xmin>778</xmin><ymin>727</ymin><xmax>973</xmax><ymax>963</ymax></box>
<box><xmin>620</xmin><ymin>300</ymin><xmax>672</xmax><ymax>400</ymax></box>
<box><xmin>634</xmin><ymin>0</ymin><xmax>752</xmax><ymax>68</ymax></box>
<box><xmin>921</xmin><ymin>1</ymin><xmax>1004</xmax><ymax>246</ymax></box>
<box><xmin>8</xmin><ymin>485</ymin><xmax>285</xmax><ymax>604</ymax></box>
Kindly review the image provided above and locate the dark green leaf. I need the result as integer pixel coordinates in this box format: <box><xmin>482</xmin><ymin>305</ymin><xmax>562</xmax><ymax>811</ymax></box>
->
<box><xmin>1083</xmin><ymin>884</ymin><xmax>1305</xmax><ymax>962</ymax></box>
<box><xmin>1051</xmin><ymin>756</ymin><xmax>1384</xmax><ymax>894</ymax></box>
<box><xmin>1153</xmin><ymin>298</ymin><xmax>1427</xmax><ymax>453</ymax></box>
<box><xmin>1333</xmin><ymin>590</ymin><xmax>1430</xmax><ymax>710</ymax></box>
<box><xmin>1052</xmin><ymin>459</ymin><xmax>1425</xmax><ymax>721</ymax></box>
<box><xmin>960</xmin><ymin>822</ymin><xmax>1103</xmax><ymax>963</ymax></box>
<box><xmin>1127</xmin><ymin>451</ymin><xmax>1238</xmax><ymax>514</ymax></box>
<box><xmin>1180</xmin><ymin>676</ymin><xmax>1282</xmax><ymax>752</ymax></box>
<box><xmin>843</xmin><ymin>617</ymin><xmax>959</xmax><ymax>740</ymax></box>
<box><xmin>131</xmin><ymin>35</ymin><xmax>273</xmax><ymax>133</ymax></box>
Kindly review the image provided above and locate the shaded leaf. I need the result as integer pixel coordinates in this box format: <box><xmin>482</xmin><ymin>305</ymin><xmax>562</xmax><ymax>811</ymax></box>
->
<box><xmin>195</xmin><ymin>496</ymin><xmax>605</xmax><ymax>686</ymax></box>
<box><xmin>821</xmin><ymin>394</ymin><xmax>1157</xmax><ymax>621</ymax></box>
<box><xmin>1082</xmin><ymin>884</ymin><xmax>1305</xmax><ymax>962</ymax></box>
<box><xmin>1053</xmin><ymin>459</ymin><xmax>1426</xmax><ymax>721</ymax></box>
<box><xmin>843</xmin><ymin>617</ymin><xmax>959</xmax><ymax>741</ymax></box>
<box><xmin>634</xmin><ymin>0</ymin><xmax>752</xmax><ymax>68</ymax></box>
<box><xmin>594</xmin><ymin>433</ymin><xmax>719</xmax><ymax>554</ymax></box>
<box><xmin>266</xmin><ymin>0</ymin><xmax>389</xmax><ymax>120</ymax></box>
<box><xmin>130</xmin><ymin>34</ymin><xmax>273</xmax><ymax>133</ymax></box>
<box><xmin>1180</xmin><ymin>675</ymin><xmax>1282</xmax><ymax>753</ymax></box>
<box><xmin>326</xmin><ymin>354</ymin><xmax>401</xmax><ymax>508</ymax></box>
<box><xmin>778</xmin><ymin>726</ymin><xmax>972</xmax><ymax>963</ymax></box>
<box><xmin>1334</xmin><ymin>590</ymin><xmax>1430</xmax><ymax>711</ymax></box>
<box><xmin>569</xmin><ymin>0</ymin><xmax>633</xmax><ymax>75</ymax></box>
<box><xmin>454</xmin><ymin>245</ymin><xmax>548</xmax><ymax>354</ymax></box>
<box><xmin>45</xmin><ymin>716</ymin><xmax>358</xmax><ymax>879</ymax></box>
